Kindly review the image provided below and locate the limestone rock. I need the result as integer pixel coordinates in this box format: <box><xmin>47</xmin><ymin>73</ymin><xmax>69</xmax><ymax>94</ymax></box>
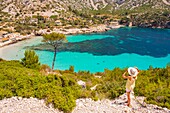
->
<box><xmin>0</xmin><ymin>94</ymin><xmax>170</xmax><ymax>113</ymax></box>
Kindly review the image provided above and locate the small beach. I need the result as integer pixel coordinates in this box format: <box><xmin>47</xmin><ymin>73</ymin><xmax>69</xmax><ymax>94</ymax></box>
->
<box><xmin>0</xmin><ymin>36</ymin><xmax>43</xmax><ymax>60</ymax></box>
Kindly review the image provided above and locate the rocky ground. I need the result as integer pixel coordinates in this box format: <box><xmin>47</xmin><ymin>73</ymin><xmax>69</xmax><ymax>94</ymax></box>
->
<box><xmin>0</xmin><ymin>93</ymin><xmax>170</xmax><ymax>113</ymax></box>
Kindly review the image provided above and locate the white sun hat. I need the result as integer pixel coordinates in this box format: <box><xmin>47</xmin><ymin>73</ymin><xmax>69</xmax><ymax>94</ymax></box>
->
<box><xmin>128</xmin><ymin>67</ymin><xmax>138</xmax><ymax>77</ymax></box>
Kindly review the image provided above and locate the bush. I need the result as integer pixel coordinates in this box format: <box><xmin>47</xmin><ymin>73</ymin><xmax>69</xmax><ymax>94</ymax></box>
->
<box><xmin>0</xmin><ymin>58</ymin><xmax>4</xmax><ymax>61</ymax></box>
<box><xmin>69</xmin><ymin>65</ymin><xmax>74</xmax><ymax>73</ymax></box>
<box><xmin>0</xmin><ymin>60</ymin><xmax>81</xmax><ymax>112</ymax></box>
<box><xmin>21</xmin><ymin>50</ymin><xmax>40</xmax><ymax>69</ymax></box>
<box><xmin>1</xmin><ymin>59</ymin><xmax>170</xmax><ymax>111</ymax></box>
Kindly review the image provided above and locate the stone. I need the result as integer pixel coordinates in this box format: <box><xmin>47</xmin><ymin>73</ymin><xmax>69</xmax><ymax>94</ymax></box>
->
<box><xmin>0</xmin><ymin>93</ymin><xmax>170</xmax><ymax>113</ymax></box>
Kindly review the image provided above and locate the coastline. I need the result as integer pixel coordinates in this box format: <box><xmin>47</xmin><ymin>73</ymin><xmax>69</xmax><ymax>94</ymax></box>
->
<box><xmin>0</xmin><ymin>34</ymin><xmax>34</xmax><ymax>48</ymax></box>
<box><xmin>2</xmin><ymin>23</ymin><xmax>168</xmax><ymax>48</ymax></box>
<box><xmin>0</xmin><ymin>36</ymin><xmax>43</xmax><ymax>60</ymax></box>
<box><xmin>0</xmin><ymin>24</ymin><xmax>124</xmax><ymax>48</ymax></box>
<box><xmin>35</xmin><ymin>24</ymin><xmax>124</xmax><ymax>35</ymax></box>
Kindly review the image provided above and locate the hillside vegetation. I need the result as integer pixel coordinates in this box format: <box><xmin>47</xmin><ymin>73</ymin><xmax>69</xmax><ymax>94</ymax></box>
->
<box><xmin>0</xmin><ymin>56</ymin><xmax>170</xmax><ymax>112</ymax></box>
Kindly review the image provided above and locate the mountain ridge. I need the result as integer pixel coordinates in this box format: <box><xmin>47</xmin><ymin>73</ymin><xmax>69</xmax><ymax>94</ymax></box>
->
<box><xmin>1</xmin><ymin>0</ymin><xmax>170</xmax><ymax>16</ymax></box>
<box><xmin>0</xmin><ymin>0</ymin><xmax>170</xmax><ymax>35</ymax></box>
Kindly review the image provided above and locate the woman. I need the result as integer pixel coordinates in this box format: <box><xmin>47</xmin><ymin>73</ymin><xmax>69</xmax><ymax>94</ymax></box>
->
<box><xmin>122</xmin><ymin>67</ymin><xmax>140</xmax><ymax>107</ymax></box>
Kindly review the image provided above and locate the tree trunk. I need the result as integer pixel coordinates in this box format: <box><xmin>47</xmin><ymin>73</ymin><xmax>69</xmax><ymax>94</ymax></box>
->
<box><xmin>52</xmin><ymin>47</ymin><xmax>57</xmax><ymax>71</ymax></box>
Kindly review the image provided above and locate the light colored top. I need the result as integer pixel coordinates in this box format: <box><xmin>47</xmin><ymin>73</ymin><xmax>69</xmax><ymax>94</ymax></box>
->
<box><xmin>126</xmin><ymin>76</ymin><xmax>137</xmax><ymax>91</ymax></box>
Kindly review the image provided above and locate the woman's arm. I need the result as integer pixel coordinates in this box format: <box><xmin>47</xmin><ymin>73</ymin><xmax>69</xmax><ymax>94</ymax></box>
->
<box><xmin>122</xmin><ymin>71</ymin><xmax>132</xmax><ymax>81</ymax></box>
<box><xmin>122</xmin><ymin>71</ymin><xmax>128</xmax><ymax>79</ymax></box>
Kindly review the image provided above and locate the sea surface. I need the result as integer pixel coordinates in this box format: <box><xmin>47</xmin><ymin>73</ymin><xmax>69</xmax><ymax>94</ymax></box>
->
<box><xmin>0</xmin><ymin>27</ymin><xmax>170</xmax><ymax>73</ymax></box>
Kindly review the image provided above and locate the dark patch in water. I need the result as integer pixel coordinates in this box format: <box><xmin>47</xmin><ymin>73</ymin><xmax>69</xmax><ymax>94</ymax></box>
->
<box><xmin>30</xmin><ymin>28</ymin><xmax>170</xmax><ymax>58</ymax></box>
<box><xmin>59</xmin><ymin>37</ymin><xmax>169</xmax><ymax>58</ymax></box>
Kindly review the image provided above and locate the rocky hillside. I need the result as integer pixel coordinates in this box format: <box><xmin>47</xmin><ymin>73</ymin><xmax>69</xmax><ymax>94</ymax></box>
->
<box><xmin>0</xmin><ymin>0</ymin><xmax>170</xmax><ymax>16</ymax></box>
<box><xmin>0</xmin><ymin>0</ymin><xmax>169</xmax><ymax>34</ymax></box>
<box><xmin>1</xmin><ymin>93</ymin><xmax>170</xmax><ymax>113</ymax></box>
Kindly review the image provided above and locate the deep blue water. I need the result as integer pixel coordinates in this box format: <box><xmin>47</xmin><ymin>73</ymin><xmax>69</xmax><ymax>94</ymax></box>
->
<box><xmin>37</xmin><ymin>27</ymin><xmax>170</xmax><ymax>72</ymax></box>
<box><xmin>0</xmin><ymin>27</ymin><xmax>170</xmax><ymax>73</ymax></box>
<box><xmin>66</xmin><ymin>27</ymin><xmax>170</xmax><ymax>58</ymax></box>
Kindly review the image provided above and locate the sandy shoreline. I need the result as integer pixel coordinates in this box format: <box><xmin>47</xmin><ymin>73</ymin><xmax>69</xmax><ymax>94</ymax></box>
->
<box><xmin>0</xmin><ymin>36</ymin><xmax>43</xmax><ymax>60</ymax></box>
<box><xmin>0</xmin><ymin>24</ymin><xmax>123</xmax><ymax>48</ymax></box>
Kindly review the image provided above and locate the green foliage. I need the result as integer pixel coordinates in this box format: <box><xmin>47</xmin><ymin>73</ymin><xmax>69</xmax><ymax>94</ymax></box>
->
<box><xmin>166</xmin><ymin>62</ymin><xmax>170</xmax><ymax>68</ymax></box>
<box><xmin>72</xmin><ymin>9</ymin><xmax>80</xmax><ymax>16</ymax></box>
<box><xmin>43</xmin><ymin>32</ymin><xmax>67</xmax><ymax>70</ymax></box>
<box><xmin>15</xmin><ymin>24</ymin><xmax>33</xmax><ymax>35</ymax></box>
<box><xmin>0</xmin><ymin>88</ymin><xmax>13</xmax><ymax>99</ymax></box>
<box><xmin>43</xmin><ymin>32</ymin><xmax>67</xmax><ymax>45</ymax></box>
<box><xmin>87</xmin><ymin>66</ymin><xmax>170</xmax><ymax>109</ymax></box>
<box><xmin>21</xmin><ymin>50</ymin><xmax>40</xmax><ymax>69</ymax></box>
<box><xmin>0</xmin><ymin>60</ymin><xmax>81</xmax><ymax>112</ymax></box>
<box><xmin>1</xmin><ymin>59</ymin><xmax>170</xmax><ymax>111</ymax></box>
<box><xmin>0</xmin><ymin>58</ymin><xmax>4</xmax><ymax>61</ymax></box>
<box><xmin>50</xmin><ymin>15</ymin><xmax>58</xmax><ymax>20</ymax></box>
<box><xmin>135</xmin><ymin>67</ymin><xmax>170</xmax><ymax>109</ymax></box>
<box><xmin>95</xmin><ymin>68</ymin><xmax>125</xmax><ymax>99</ymax></box>
<box><xmin>69</xmin><ymin>65</ymin><xmax>74</xmax><ymax>73</ymax></box>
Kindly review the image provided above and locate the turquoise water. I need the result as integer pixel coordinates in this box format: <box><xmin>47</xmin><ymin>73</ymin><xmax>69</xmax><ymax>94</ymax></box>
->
<box><xmin>0</xmin><ymin>27</ymin><xmax>170</xmax><ymax>72</ymax></box>
<box><xmin>36</xmin><ymin>51</ymin><xmax>170</xmax><ymax>73</ymax></box>
<box><xmin>37</xmin><ymin>27</ymin><xmax>170</xmax><ymax>72</ymax></box>
<box><xmin>67</xmin><ymin>34</ymin><xmax>115</xmax><ymax>42</ymax></box>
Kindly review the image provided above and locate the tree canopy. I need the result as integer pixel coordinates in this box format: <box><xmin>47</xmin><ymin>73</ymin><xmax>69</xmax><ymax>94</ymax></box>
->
<box><xmin>43</xmin><ymin>32</ymin><xmax>67</xmax><ymax>47</ymax></box>
<box><xmin>43</xmin><ymin>32</ymin><xmax>67</xmax><ymax>70</ymax></box>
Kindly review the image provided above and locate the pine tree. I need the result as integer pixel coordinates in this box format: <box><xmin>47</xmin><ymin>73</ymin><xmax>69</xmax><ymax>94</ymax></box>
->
<box><xmin>43</xmin><ymin>32</ymin><xmax>67</xmax><ymax>71</ymax></box>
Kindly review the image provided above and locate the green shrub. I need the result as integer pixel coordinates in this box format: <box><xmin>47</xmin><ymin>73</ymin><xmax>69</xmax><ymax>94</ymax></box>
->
<box><xmin>0</xmin><ymin>58</ymin><xmax>4</xmax><ymax>61</ymax></box>
<box><xmin>1</xmin><ymin>59</ymin><xmax>170</xmax><ymax>111</ymax></box>
<box><xmin>0</xmin><ymin>60</ymin><xmax>81</xmax><ymax>112</ymax></box>
<box><xmin>69</xmin><ymin>65</ymin><xmax>74</xmax><ymax>73</ymax></box>
<box><xmin>0</xmin><ymin>88</ymin><xmax>13</xmax><ymax>99</ymax></box>
<box><xmin>21</xmin><ymin>50</ymin><xmax>40</xmax><ymax>69</ymax></box>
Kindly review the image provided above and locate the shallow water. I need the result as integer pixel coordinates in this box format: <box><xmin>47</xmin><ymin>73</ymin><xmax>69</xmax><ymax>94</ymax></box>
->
<box><xmin>0</xmin><ymin>27</ymin><xmax>170</xmax><ymax>72</ymax></box>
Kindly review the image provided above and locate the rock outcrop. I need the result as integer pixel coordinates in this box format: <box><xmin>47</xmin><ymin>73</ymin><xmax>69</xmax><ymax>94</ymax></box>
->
<box><xmin>0</xmin><ymin>97</ymin><xmax>62</xmax><ymax>113</ymax></box>
<box><xmin>73</xmin><ymin>93</ymin><xmax>170</xmax><ymax>113</ymax></box>
<box><xmin>0</xmin><ymin>93</ymin><xmax>170</xmax><ymax>113</ymax></box>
